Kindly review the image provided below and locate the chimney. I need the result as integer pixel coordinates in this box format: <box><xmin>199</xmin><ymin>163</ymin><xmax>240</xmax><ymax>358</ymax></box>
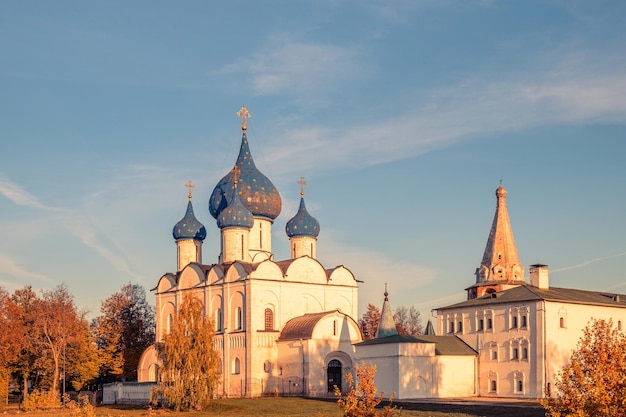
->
<box><xmin>529</xmin><ymin>264</ymin><xmax>549</xmax><ymax>289</ymax></box>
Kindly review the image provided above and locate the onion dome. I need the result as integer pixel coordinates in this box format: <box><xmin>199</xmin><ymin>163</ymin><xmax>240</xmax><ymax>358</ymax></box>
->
<box><xmin>286</xmin><ymin>197</ymin><xmax>320</xmax><ymax>238</ymax></box>
<box><xmin>172</xmin><ymin>185</ymin><xmax>206</xmax><ymax>241</ymax></box>
<box><xmin>217</xmin><ymin>168</ymin><xmax>254</xmax><ymax>230</ymax></box>
<box><xmin>210</xmin><ymin>107</ymin><xmax>282</xmax><ymax>221</ymax></box>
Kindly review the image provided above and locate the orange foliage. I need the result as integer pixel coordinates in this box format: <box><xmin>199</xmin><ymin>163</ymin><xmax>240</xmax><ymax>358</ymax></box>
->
<box><xmin>543</xmin><ymin>318</ymin><xmax>626</xmax><ymax>417</ymax></box>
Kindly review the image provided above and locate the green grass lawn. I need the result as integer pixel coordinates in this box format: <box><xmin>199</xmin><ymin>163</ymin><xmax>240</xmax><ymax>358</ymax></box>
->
<box><xmin>2</xmin><ymin>398</ymin><xmax>479</xmax><ymax>417</ymax></box>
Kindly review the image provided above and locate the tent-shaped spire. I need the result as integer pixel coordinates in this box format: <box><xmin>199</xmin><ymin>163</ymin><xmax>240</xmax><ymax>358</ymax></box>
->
<box><xmin>424</xmin><ymin>319</ymin><xmax>435</xmax><ymax>336</ymax></box>
<box><xmin>375</xmin><ymin>285</ymin><xmax>398</xmax><ymax>338</ymax></box>
<box><xmin>475</xmin><ymin>183</ymin><xmax>524</xmax><ymax>284</ymax></box>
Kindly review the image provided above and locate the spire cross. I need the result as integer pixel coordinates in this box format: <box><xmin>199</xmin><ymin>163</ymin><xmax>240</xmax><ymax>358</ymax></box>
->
<box><xmin>231</xmin><ymin>165</ymin><xmax>241</xmax><ymax>186</ymax></box>
<box><xmin>185</xmin><ymin>180</ymin><xmax>195</xmax><ymax>200</ymax></box>
<box><xmin>297</xmin><ymin>176</ymin><xmax>307</xmax><ymax>197</ymax></box>
<box><xmin>236</xmin><ymin>105</ymin><xmax>251</xmax><ymax>131</ymax></box>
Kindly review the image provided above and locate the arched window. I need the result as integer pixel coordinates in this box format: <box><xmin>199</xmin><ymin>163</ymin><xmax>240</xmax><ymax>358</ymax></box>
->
<box><xmin>215</xmin><ymin>308</ymin><xmax>222</xmax><ymax>331</ymax></box>
<box><xmin>264</xmin><ymin>308</ymin><xmax>274</xmax><ymax>331</ymax></box>
<box><xmin>232</xmin><ymin>358</ymin><xmax>240</xmax><ymax>375</ymax></box>
<box><xmin>167</xmin><ymin>314</ymin><xmax>173</xmax><ymax>335</ymax></box>
<box><xmin>235</xmin><ymin>307</ymin><xmax>243</xmax><ymax>330</ymax></box>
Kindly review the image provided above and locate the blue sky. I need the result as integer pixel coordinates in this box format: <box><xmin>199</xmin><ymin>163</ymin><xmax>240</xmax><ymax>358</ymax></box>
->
<box><xmin>1</xmin><ymin>0</ymin><xmax>625</xmax><ymax>321</ymax></box>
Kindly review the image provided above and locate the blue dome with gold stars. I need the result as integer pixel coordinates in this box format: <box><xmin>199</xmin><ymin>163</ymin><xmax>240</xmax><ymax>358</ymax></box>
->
<box><xmin>173</xmin><ymin>201</ymin><xmax>206</xmax><ymax>241</ymax></box>
<box><xmin>286</xmin><ymin>197</ymin><xmax>320</xmax><ymax>238</ymax></box>
<box><xmin>210</xmin><ymin>131</ymin><xmax>282</xmax><ymax>221</ymax></box>
<box><xmin>217</xmin><ymin>181</ymin><xmax>254</xmax><ymax>230</ymax></box>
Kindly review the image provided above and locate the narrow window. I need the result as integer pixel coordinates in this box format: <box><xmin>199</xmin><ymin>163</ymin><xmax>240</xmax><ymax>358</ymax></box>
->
<box><xmin>513</xmin><ymin>348</ymin><xmax>519</xmax><ymax>360</ymax></box>
<box><xmin>216</xmin><ymin>308</ymin><xmax>222</xmax><ymax>331</ymax></box>
<box><xmin>293</xmin><ymin>243</ymin><xmax>296</xmax><ymax>258</ymax></box>
<box><xmin>478</xmin><ymin>319</ymin><xmax>484</xmax><ymax>331</ymax></box>
<box><xmin>333</xmin><ymin>320</ymin><xmax>337</xmax><ymax>336</ymax></box>
<box><xmin>517</xmin><ymin>380</ymin><xmax>523</xmax><ymax>393</ymax></box>
<box><xmin>491</xmin><ymin>349</ymin><xmax>498</xmax><ymax>361</ymax></box>
<box><xmin>232</xmin><ymin>358</ymin><xmax>240</xmax><ymax>375</ymax></box>
<box><xmin>449</xmin><ymin>321</ymin><xmax>455</xmax><ymax>334</ymax></box>
<box><xmin>264</xmin><ymin>308</ymin><xmax>274</xmax><ymax>331</ymax></box>
<box><xmin>512</xmin><ymin>316</ymin><xmax>518</xmax><ymax>329</ymax></box>
<box><xmin>522</xmin><ymin>347</ymin><xmax>528</xmax><ymax>360</ymax></box>
<box><xmin>490</xmin><ymin>380</ymin><xmax>497</xmax><ymax>392</ymax></box>
<box><xmin>458</xmin><ymin>321</ymin><xmax>463</xmax><ymax>333</ymax></box>
<box><xmin>167</xmin><ymin>314</ymin><xmax>173</xmax><ymax>335</ymax></box>
<box><xmin>235</xmin><ymin>307</ymin><xmax>242</xmax><ymax>330</ymax></box>
<box><xmin>241</xmin><ymin>235</ymin><xmax>244</xmax><ymax>259</ymax></box>
<box><xmin>559</xmin><ymin>317</ymin><xmax>565</xmax><ymax>328</ymax></box>
<box><xmin>487</xmin><ymin>318</ymin><xmax>493</xmax><ymax>330</ymax></box>
<box><xmin>521</xmin><ymin>315</ymin><xmax>527</xmax><ymax>328</ymax></box>
<box><xmin>619</xmin><ymin>320</ymin><xmax>622</xmax><ymax>331</ymax></box>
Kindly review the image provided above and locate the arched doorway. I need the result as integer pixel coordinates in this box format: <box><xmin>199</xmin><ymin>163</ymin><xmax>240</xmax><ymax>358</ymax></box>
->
<box><xmin>327</xmin><ymin>359</ymin><xmax>342</xmax><ymax>392</ymax></box>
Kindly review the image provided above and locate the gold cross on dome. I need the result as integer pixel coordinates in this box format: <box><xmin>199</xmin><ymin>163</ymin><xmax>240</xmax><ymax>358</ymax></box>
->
<box><xmin>236</xmin><ymin>105</ymin><xmax>251</xmax><ymax>130</ymax></box>
<box><xmin>185</xmin><ymin>180</ymin><xmax>195</xmax><ymax>200</ymax></box>
<box><xmin>297</xmin><ymin>176</ymin><xmax>307</xmax><ymax>197</ymax></box>
<box><xmin>231</xmin><ymin>165</ymin><xmax>241</xmax><ymax>186</ymax></box>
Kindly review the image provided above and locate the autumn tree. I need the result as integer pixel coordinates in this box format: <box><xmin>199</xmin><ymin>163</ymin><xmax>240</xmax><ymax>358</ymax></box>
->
<box><xmin>393</xmin><ymin>306</ymin><xmax>422</xmax><ymax>336</ymax></box>
<box><xmin>155</xmin><ymin>294</ymin><xmax>219</xmax><ymax>411</ymax></box>
<box><xmin>335</xmin><ymin>361</ymin><xmax>397</xmax><ymax>417</ymax></box>
<box><xmin>543</xmin><ymin>318</ymin><xmax>626</xmax><ymax>417</ymax></box>
<box><xmin>92</xmin><ymin>283</ymin><xmax>155</xmax><ymax>381</ymax></box>
<box><xmin>359</xmin><ymin>304</ymin><xmax>381</xmax><ymax>340</ymax></box>
<box><xmin>8</xmin><ymin>285</ymin><xmax>99</xmax><ymax>400</ymax></box>
<box><xmin>0</xmin><ymin>287</ymin><xmax>23</xmax><ymax>408</ymax></box>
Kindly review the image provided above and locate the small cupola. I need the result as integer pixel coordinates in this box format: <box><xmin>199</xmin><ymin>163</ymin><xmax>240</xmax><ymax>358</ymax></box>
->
<box><xmin>286</xmin><ymin>177</ymin><xmax>320</xmax><ymax>259</ymax></box>
<box><xmin>173</xmin><ymin>181</ymin><xmax>206</xmax><ymax>271</ymax></box>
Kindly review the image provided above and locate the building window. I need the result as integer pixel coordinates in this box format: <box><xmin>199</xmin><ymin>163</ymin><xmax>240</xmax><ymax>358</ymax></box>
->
<box><xmin>167</xmin><ymin>314</ymin><xmax>173</xmax><ymax>335</ymax></box>
<box><xmin>263</xmin><ymin>360</ymin><xmax>271</xmax><ymax>373</ymax></box>
<box><xmin>512</xmin><ymin>347</ymin><xmax>519</xmax><ymax>360</ymax></box>
<box><xmin>490</xmin><ymin>344</ymin><xmax>498</xmax><ymax>361</ymax></box>
<box><xmin>232</xmin><ymin>358</ymin><xmax>240</xmax><ymax>375</ymax></box>
<box><xmin>216</xmin><ymin>308</ymin><xmax>222</xmax><ymax>331</ymax></box>
<box><xmin>333</xmin><ymin>320</ymin><xmax>337</xmax><ymax>336</ymax></box>
<box><xmin>619</xmin><ymin>320</ymin><xmax>622</xmax><ymax>331</ymax></box>
<box><xmin>457</xmin><ymin>321</ymin><xmax>463</xmax><ymax>333</ymax></box>
<box><xmin>521</xmin><ymin>315</ymin><xmax>527</xmax><ymax>328</ymax></box>
<box><xmin>490</xmin><ymin>380</ymin><xmax>497</xmax><ymax>393</ymax></box>
<box><xmin>559</xmin><ymin>317</ymin><xmax>566</xmax><ymax>329</ymax></box>
<box><xmin>478</xmin><ymin>318</ymin><xmax>484</xmax><ymax>331</ymax></box>
<box><xmin>522</xmin><ymin>347</ymin><xmax>529</xmax><ymax>360</ymax></box>
<box><xmin>512</xmin><ymin>315</ymin><xmax>518</xmax><ymax>329</ymax></box>
<box><xmin>514</xmin><ymin>372</ymin><xmax>524</xmax><ymax>394</ymax></box>
<box><xmin>264</xmin><ymin>308</ymin><xmax>274</xmax><ymax>330</ymax></box>
<box><xmin>487</xmin><ymin>318</ymin><xmax>493</xmax><ymax>330</ymax></box>
<box><xmin>235</xmin><ymin>307</ymin><xmax>243</xmax><ymax>330</ymax></box>
<box><xmin>449</xmin><ymin>321</ymin><xmax>455</xmax><ymax>334</ymax></box>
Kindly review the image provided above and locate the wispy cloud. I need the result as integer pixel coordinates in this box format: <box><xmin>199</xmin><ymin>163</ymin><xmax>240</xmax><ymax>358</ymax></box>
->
<box><xmin>257</xmin><ymin>51</ymin><xmax>626</xmax><ymax>178</ymax></box>
<box><xmin>0</xmin><ymin>252</ymin><xmax>50</xmax><ymax>283</ymax></box>
<box><xmin>552</xmin><ymin>251</ymin><xmax>626</xmax><ymax>273</ymax></box>
<box><xmin>0</xmin><ymin>174</ymin><xmax>59</xmax><ymax>211</ymax></box>
<box><xmin>217</xmin><ymin>39</ymin><xmax>361</xmax><ymax>96</ymax></box>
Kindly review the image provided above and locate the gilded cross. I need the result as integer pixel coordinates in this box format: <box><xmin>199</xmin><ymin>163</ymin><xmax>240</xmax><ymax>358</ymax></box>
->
<box><xmin>185</xmin><ymin>180</ymin><xmax>195</xmax><ymax>200</ymax></box>
<box><xmin>297</xmin><ymin>176</ymin><xmax>307</xmax><ymax>197</ymax></box>
<box><xmin>236</xmin><ymin>105</ymin><xmax>251</xmax><ymax>130</ymax></box>
<box><xmin>231</xmin><ymin>165</ymin><xmax>241</xmax><ymax>186</ymax></box>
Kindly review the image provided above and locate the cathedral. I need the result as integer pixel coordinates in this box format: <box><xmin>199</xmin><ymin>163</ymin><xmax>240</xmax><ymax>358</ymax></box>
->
<box><xmin>137</xmin><ymin>107</ymin><xmax>362</xmax><ymax>397</ymax></box>
<box><xmin>136</xmin><ymin>106</ymin><xmax>626</xmax><ymax>401</ymax></box>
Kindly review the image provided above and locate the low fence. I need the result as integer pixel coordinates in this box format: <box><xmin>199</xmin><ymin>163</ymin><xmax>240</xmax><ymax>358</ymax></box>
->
<box><xmin>102</xmin><ymin>382</ymin><xmax>156</xmax><ymax>405</ymax></box>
